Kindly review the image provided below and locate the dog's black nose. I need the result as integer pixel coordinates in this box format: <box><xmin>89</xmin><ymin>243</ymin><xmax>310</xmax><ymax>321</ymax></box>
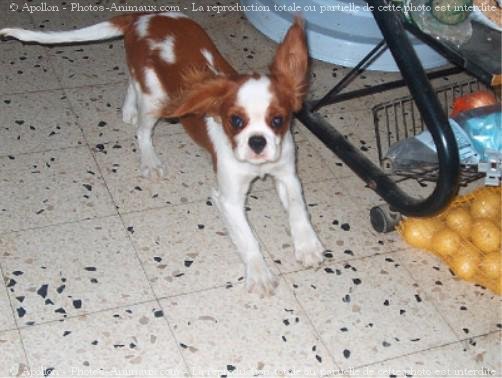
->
<box><xmin>248</xmin><ymin>135</ymin><xmax>267</xmax><ymax>154</ymax></box>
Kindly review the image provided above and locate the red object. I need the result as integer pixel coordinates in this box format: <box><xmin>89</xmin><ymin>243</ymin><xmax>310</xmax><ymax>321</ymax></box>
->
<box><xmin>450</xmin><ymin>90</ymin><xmax>498</xmax><ymax>117</ymax></box>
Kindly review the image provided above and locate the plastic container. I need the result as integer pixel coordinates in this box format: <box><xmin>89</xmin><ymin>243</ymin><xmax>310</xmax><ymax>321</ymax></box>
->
<box><xmin>241</xmin><ymin>0</ymin><xmax>448</xmax><ymax>71</ymax></box>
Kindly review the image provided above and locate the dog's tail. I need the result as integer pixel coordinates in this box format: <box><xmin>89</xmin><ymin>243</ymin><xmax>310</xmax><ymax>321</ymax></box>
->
<box><xmin>0</xmin><ymin>14</ymin><xmax>135</xmax><ymax>44</ymax></box>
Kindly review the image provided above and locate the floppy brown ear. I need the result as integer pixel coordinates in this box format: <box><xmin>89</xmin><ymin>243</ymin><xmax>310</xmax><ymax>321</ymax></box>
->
<box><xmin>163</xmin><ymin>78</ymin><xmax>235</xmax><ymax>118</ymax></box>
<box><xmin>269</xmin><ymin>17</ymin><xmax>309</xmax><ymax>112</ymax></box>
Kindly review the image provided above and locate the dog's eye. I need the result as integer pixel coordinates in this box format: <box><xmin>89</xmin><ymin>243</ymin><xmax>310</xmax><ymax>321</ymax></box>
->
<box><xmin>271</xmin><ymin>116</ymin><xmax>284</xmax><ymax>128</ymax></box>
<box><xmin>230</xmin><ymin>115</ymin><xmax>244</xmax><ymax>129</ymax></box>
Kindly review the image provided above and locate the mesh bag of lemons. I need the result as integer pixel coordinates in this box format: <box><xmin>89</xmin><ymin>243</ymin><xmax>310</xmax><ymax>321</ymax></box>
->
<box><xmin>399</xmin><ymin>186</ymin><xmax>501</xmax><ymax>294</ymax></box>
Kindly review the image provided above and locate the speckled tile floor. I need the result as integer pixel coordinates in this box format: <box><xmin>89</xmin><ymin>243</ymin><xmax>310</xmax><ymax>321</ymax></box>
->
<box><xmin>0</xmin><ymin>1</ymin><xmax>500</xmax><ymax>377</ymax></box>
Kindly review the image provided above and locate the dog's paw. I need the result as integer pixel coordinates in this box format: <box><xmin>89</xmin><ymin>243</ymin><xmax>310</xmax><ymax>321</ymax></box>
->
<box><xmin>140</xmin><ymin>155</ymin><xmax>165</xmax><ymax>179</ymax></box>
<box><xmin>122</xmin><ymin>109</ymin><xmax>138</xmax><ymax>125</ymax></box>
<box><xmin>246</xmin><ymin>258</ymin><xmax>278</xmax><ymax>297</ymax></box>
<box><xmin>295</xmin><ymin>235</ymin><xmax>325</xmax><ymax>268</ymax></box>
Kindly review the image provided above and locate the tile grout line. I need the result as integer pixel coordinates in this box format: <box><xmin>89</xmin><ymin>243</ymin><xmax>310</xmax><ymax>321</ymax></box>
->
<box><xmin>116</xmin><ymin>212</ymin><xmax>195</xmax><ymax>377</ymax></box>
<box><xmin>0</xmin><ymin>142</ymin><xmax>89</xmax><ymax>160</ymax></box>
<box><xmin>0</xmin><ymin>78</ymin><xmax>128</xmax><ymax>98</ymax></box>
<box><xmin>12</xmin><ymin>298</ymin><xmax>158</xmax><ymax>331</ymax></box>
<box><xmin>280</xmin><ymin>272</ymin><xmax>343</xmax><ymax>372</ymax></box>
<box><xmin>0</xmin><ymin>118</ymin><xmax>185</xmax><ymax>162</ymax></box>
<box><xmin>0</xmin><ymin>175</ymin><xmax>343</xmax><ymax>237</ymax></box>
<box><xmin>10</xmin><ymin>284</ymin><xmax>238</xmax><ymax>333</ymax></box>
<box><xmin>0</xmin><ymin>214</ymin><xmax>115</xmax><ymax>237</ymax></box>
<box><xmin>349</xmin><ymin>329</ymin><xmax>502</xmax><ymax>373</ymax></box>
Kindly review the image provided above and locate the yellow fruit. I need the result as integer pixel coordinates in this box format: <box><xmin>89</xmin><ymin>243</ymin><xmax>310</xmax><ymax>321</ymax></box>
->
<box><xmin>431</xmin><ymin>228</ymin><xmax>461</xmax><ymax>257</ymax></box>
<box><xmin>451</xmin><ymin>251</ymin><xmax>480</xmax><ymax>279</ymax></box>
<box><xmin>470</xmin><ymin>191</ymin><xmax>501</xmax><ymax>220</ymax></box>
<box><xmin>446</xmin><ymin>207</ymin><xmax>472</xmax><ymax>236</ymax></box>
<box><xmin>470</xmin><ymin>219</ymin><xmax>501</xmax><ymax>253</ymax></box>
<box><xmin>403</xmin><ymin>218</ymin><xmax>444</xmax><ymax>250</ymax></box>
<box><xmin>480</xmin><ymin>253</ymin><xmax>502</xmax><ymax>279</ymax></box>
<box><xmin>459</xmin><ymin>242</ymin><xmax>481</xmax><ymax>259</ymax></box>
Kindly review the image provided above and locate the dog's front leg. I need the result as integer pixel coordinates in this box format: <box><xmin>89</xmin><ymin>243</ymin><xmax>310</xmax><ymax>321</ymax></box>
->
<box><xmin>275</xmin><ymin>174</ymin><xmax>325</xmax><ymax>267</ymax></box>
<box><xmin>212</xmin><ymin>174</ymin><xmax>278</xmax><ymax>297</ymax></box>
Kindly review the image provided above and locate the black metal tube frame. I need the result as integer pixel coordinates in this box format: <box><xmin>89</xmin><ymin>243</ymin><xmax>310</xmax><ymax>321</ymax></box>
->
<box><xmin>312</xmin><ymin>39</ymin><xmax>388</xmax><ymax>111</ymax></box>
<box><xmin>296</xmin><ymin>0</ymin><xmax>460</xmax><ymax>217</ymax></box>
<box><xmin>311</xmin><ymin>66</ymin><xmax>463</xmax><ymax>106</ymax></box>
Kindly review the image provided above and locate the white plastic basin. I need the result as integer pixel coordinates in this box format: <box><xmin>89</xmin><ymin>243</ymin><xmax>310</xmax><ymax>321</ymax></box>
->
<box><xmin>241</xmin><ymin>0</ymin><xmax>448</xmax><ymax>71</ymax></box>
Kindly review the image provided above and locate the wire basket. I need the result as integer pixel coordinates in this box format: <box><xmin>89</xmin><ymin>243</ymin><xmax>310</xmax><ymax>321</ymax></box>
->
<box><xmin>372</xmin><ymin>79</ymin><xmax>486</xmax><ymax>185</ymax></box>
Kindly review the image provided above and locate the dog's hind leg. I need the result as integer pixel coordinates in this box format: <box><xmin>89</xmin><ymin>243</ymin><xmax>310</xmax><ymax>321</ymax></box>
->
<box><xmin>134</xmin><ymin>69</ymin><xmax>167</xmax><ymax>179</ymax></box>
<box><xmin>122</xmin><ymin>80</ymin><xmax>138</xmax><ymax>125</ymax></box>
<box><xmin>136</xmin><ymin>103</ymin><xmax>163</xmax><ymax>179</ymax></box>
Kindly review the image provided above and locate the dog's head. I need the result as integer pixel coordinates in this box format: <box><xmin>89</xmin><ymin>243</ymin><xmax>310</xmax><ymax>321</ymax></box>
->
<box><xmin>164</xmin><ymin>18</ymin><xmax>309</xmax><ymax>165</ymax></box>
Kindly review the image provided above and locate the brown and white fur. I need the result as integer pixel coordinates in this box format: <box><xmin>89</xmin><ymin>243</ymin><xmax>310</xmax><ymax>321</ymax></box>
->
<box><xmin>1</xmin><ymin>13</ymin><xmax>325</xmax><ymax>296</ymax></box>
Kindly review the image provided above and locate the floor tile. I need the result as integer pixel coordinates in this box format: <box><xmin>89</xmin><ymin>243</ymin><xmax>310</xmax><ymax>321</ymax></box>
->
<box><xmin>94</xmin><ymin>134</ymin><xmax>215</xmax><ymax>214</ymax></box>
<box><xmin>47</xmin><ymin>41</ymin><xmax>128</xmax><ymax>88</ymax></box>
<box><xmin>396</xmin><ymin>249</ymin><xmax>501</xmax><ymax>338</ymax></box>
<box><xmin>287</xmin><ymin>254</ymin><xmax>457</xmax><ymax>369</ymax></box>
<box><xmin>334</xmin><ymin>174</ymin><xmax>434</xmax><ymax>249</ymax></box>
<box><xmin>122</xmin><ymin>202</ymin><xmax>244</xmax><ymax>298</ymax></box>
<box><xmin>27</xmin><ymin>8</ymin><xmax>129</xmax><ymax>88</ymax></box>
<box><xmin>395</xmin><ymin>248</ymin><xmax>457</xmax><ymax>288</ymax></box>
<box><xmin>221</xmin><ymin>13</ymin><xmax>279</xmax><ymax>72</ymax></box>
<box><xmin>20</xmin><ymin>302</ymin><xmax>187</xmax><ymax>376</ymax></box>
<box><xmin>0</xmin><ymin>216</ymin><xmax>154</xmax><ymax>326</ymax></box>
<box><xmin>313</xmin><ymin>109</ymin><xmax>380</xmax><ymax>163</ymax></box>
<box><xmin>64</xmin><ymin>82</ymin><xmax>184</xmax><ymax>146</ymax></box>
<box><xmin>0</xmin><ymin>330</ymin><xmax>28</xmax><ymax>377</ymax></box>
<box><xmin>0</xmin><ymin>284</ymin><xmax>15</xmax><ymax>331</ymax></box>
<box><xmin>0</xmin><ymin>90</ymin><xmax>84</xmax><ymax>156</ymax></box>
<box><xmin>294</xmin><ymin>141</ymin><xmax>337</xmax><ymax>184</ymax></box>
<box><xmin>162</xmin><ymin>283</ymin><xmax>336</xmax><ymax>377</ymax></box>
<box><xmin>335</xmin><ymin>173</ymin><xmax>434</xmax><ymax>220</ymax></box>
<box><xmin>171</xmin><ymin>4</ymin><xmax>257</xmax><ymax>74</ymax></box>
<box><xmin>298</xmin><ymin>125</ymin><xmax>358</xmax><ymax>179</ymax></box>
<box><xmin>0</xmin><ymin>147</ymin><xmax>116</xmax><ymax>233</ymax></box>
<box><xmin>365</xmin><ymin>334</ymin><xmax>498</xmax><ymax>377</ymax></box>
<box><xmin>417</xmin><ymin>273</ymin><xmax>501</xmax><ymax>338</ymax></box>
<box><xmin>0</xmin><ymin>43</ymin><xmax>60</xmax><ymax>95</ymax></box>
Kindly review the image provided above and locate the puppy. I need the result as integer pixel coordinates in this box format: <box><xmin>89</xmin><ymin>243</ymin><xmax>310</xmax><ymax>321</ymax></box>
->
<box><xmin>1</xmin><ymin>13</ymin><xmax>325</xmax><ymax>296</ymax></box>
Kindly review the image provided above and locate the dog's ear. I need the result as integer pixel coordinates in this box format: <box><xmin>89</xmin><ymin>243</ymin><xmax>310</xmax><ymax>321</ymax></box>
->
<box><xmin>269</xmin><ymin>17</ymin><xmax>309</xmax><ymax>112</ymax></box>
<box><xmin>163</xmin><ymin>77</ymin><xmax>235</xmax><ymax>118</ymax></box>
